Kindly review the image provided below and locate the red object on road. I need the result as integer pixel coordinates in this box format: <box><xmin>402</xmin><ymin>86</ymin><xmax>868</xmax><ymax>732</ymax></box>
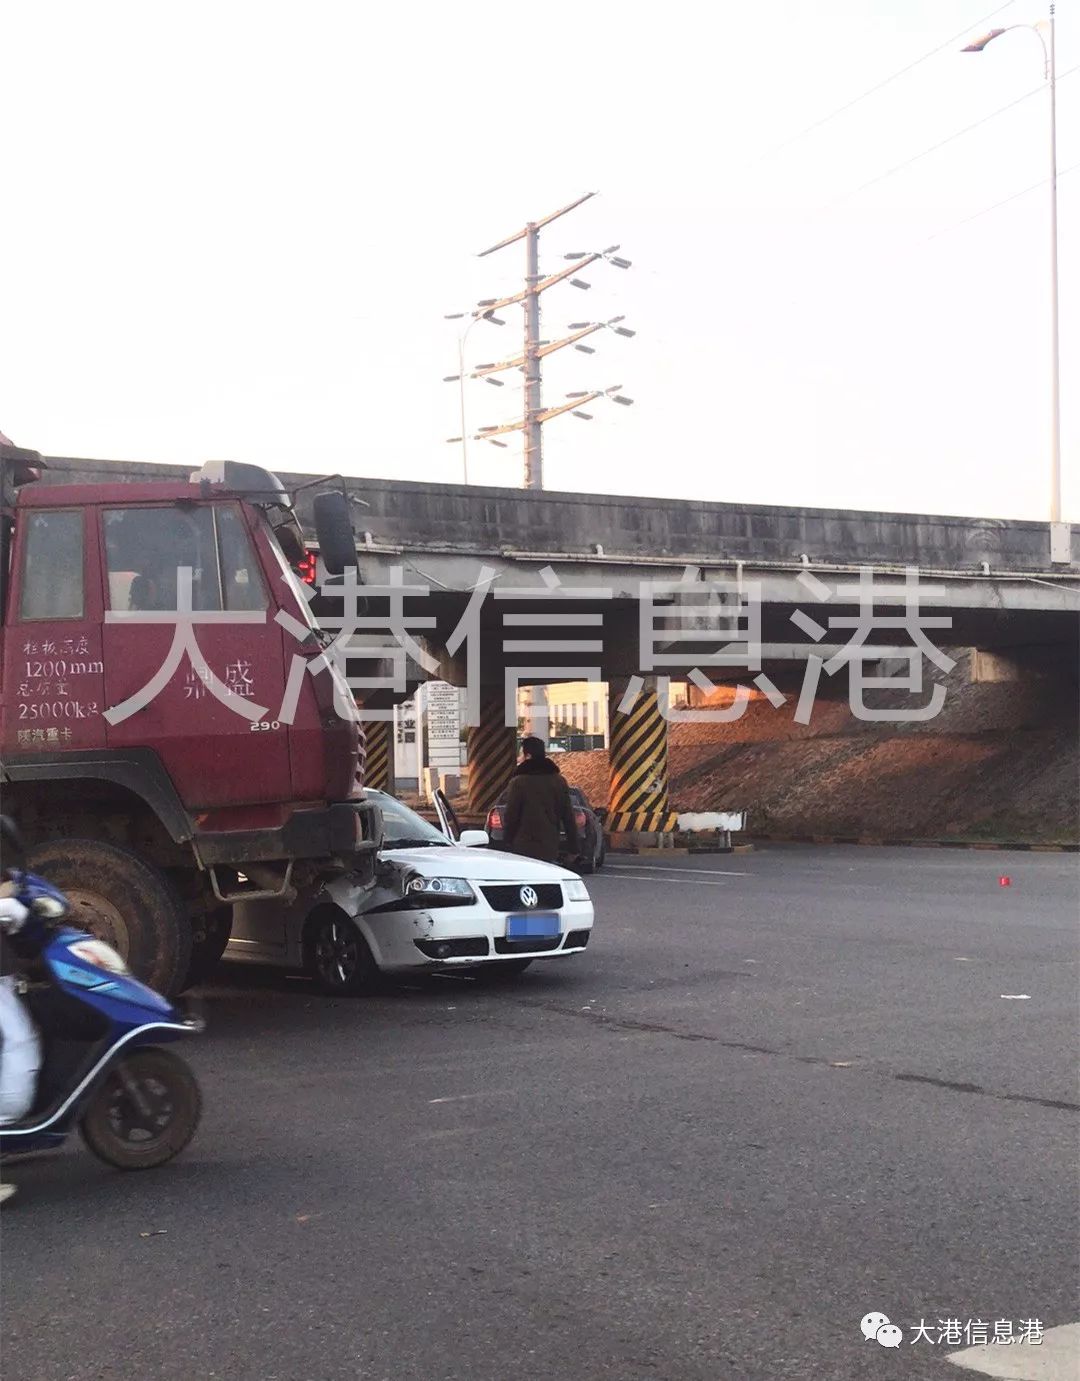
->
<box><xmin>999</xmin><ymin>876</ymin><xmax>1012</xmax><ymax>887</ymax></box>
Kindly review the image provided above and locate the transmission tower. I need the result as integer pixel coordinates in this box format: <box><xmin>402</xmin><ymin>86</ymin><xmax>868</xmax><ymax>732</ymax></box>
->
<box><xmin>446</xmin><ymin>192</ymin><xmax>634</xmax><ymax>490</ymax></box>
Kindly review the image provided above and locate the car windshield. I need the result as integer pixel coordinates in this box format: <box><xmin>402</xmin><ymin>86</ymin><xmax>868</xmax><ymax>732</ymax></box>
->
<box><xmin>366</xmin><ymin>791</ymin><xmax>450</xmax><ymax>849</ymax></box>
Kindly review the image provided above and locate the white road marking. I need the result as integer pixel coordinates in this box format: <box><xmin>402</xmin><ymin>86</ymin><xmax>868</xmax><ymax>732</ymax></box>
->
<box><xmin>604</xmin><ymin>864</ymin><xmax>751</xmax><ymax>879</ymax></box>
<box><xmin>947</xmin><ymin>1323</ymin><xmax>1080</xmax><ymax>1379</ymax></box>
<box><xmin>428</xmin><ymin>1093</ymin><xmax>498</xmax><ymax>1104</ymax></box>
<box><xmin>601</xmin><ymin>874</ymin><xmax>744</xmax><ymax>888</ymax></box>
<box><xmin>1000</xmin><ymin>994</ymin><xmax>1032</xmax><ymax>1000</ymax></box>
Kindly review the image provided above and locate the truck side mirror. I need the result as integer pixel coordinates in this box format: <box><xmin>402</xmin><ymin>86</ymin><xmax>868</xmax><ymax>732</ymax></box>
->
<box><xmin>313</xmin><ymin>491</ymin><xmax>357</xmax><ymax>576</ymax></box>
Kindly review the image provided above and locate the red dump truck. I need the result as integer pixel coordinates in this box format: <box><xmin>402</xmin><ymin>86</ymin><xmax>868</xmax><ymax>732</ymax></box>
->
<box><xmin>0</xmin><ymin>443</ymin><xmax>381</xmax><ymax>994</ymax></box>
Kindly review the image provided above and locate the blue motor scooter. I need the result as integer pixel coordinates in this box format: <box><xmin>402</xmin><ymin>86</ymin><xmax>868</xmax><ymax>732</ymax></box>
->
<box><xmin>0</xmin><ymin>843</ymin><xmax>203</xmax><ymax>1170</ymax></box>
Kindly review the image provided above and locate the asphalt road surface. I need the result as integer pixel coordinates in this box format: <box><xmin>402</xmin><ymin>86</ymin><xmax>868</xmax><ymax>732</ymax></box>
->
<box><xmin>3</xmin><ymin>846</ymin><xmax>1078</xmax><ymax>1381</ymax></box>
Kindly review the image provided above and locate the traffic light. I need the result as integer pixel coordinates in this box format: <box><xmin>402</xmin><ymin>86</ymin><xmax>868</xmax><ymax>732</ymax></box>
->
<box><xmin>296</xmin><ymin>551</ymin><xmax>318</xmax><ymax>585</ymax></box>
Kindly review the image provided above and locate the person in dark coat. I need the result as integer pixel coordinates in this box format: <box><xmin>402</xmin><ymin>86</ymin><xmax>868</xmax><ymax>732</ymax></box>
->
<box><xmin>503</xmin><ymin>737</ymin><xmax>580</xmax><ymax>864</ymax></box>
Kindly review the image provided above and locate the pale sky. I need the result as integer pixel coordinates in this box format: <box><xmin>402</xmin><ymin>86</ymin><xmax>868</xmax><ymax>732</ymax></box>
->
<box><xmin>2</xmin><ymin>0</ymin><xmax>1076</xmax><ymax>521</ymax></box>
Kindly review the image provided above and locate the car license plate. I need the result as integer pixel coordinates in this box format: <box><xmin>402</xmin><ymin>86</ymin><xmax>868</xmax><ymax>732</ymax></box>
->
<box><xmin>505</xmin><ymin>913</ymin><xmax>561</xmax><ymax>939</ymax></box>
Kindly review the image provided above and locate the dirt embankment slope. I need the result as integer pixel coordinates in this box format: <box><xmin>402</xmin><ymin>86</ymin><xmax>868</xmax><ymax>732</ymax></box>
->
<box><xmin>559</xmin><ymin>653</ymin><xmax>1079</xmax><ymax>844</ymax></box>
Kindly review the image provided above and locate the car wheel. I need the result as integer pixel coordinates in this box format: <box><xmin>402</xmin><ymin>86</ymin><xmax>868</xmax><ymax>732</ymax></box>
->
<box><xmin>305</xmin><ymin>907</ymin><xmax>380</xmax><ymax>995</ymax></box>
<box><xmin>577</xmin><ymin>851</ymin><xmax>597</xmax><ymax>875</ymax></box>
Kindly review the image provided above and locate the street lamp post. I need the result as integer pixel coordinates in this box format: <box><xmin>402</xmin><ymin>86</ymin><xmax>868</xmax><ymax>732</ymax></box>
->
<box><xmin>964</xmin><ymin>5</ymin><xmax>1062</xmax><ymax>531</ymax></box>
<box><xmin>444</xmin><ymin>310</ymin><xmax>501</xmax><ymax>484</ymax></box>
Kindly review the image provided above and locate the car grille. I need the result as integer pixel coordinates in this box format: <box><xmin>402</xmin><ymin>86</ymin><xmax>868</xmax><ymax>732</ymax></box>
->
<box><xmin>563</xmin><ymin>929</ymin><xmax>591</xmax><ymax>950</ymax></box>
<box><xmin>481</xmin><ymin>883</ymin><xmax>563</xmax><ymax>912</ymax></box>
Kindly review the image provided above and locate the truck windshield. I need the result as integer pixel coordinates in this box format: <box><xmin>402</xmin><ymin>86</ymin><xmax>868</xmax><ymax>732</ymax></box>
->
<box><xmin>103</xmin><ymin>503</ymin><xmax>266</xmax><ymax>614</ymax></box>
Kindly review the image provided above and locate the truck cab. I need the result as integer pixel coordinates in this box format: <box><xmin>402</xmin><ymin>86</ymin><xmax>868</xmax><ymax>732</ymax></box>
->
<box><xmin>0</xmin><ymin>445</ymin><xmax>381</xmax><ymax>994</ymax></box>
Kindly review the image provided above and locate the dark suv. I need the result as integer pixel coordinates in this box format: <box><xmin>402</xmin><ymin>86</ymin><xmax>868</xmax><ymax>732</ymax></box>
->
<box><xmin>486</xmin><ymin>785</ymin><xmax>606</xmax><ymax>874</ymax></box>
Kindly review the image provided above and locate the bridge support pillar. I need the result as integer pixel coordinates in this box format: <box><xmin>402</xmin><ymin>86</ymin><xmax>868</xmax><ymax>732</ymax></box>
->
<box><xmin>354</xmin><ymin>684</ymin><xmax>418</xmax><ymax>796</ymax></box>
<box><xmin>467</xmin><ymin>696</ymin><xmax>518</xmax><ymax>817</ymax></box>
<box><xmin>360</xmin><ymin>718</ymin><xmax>395</xmax><ymax>794</ymax></box>
<box><xmin>607</xmin><ymin>679</ymin><xmax>677</xmax><ymax>848</ymax></box>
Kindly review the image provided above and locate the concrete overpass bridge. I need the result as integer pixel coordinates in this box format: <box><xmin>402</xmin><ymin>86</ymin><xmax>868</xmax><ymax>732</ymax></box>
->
<box><xmin>40</xmin><ymin>458</ymin><xmax>1080</xmax><ymax>837</ymax></box>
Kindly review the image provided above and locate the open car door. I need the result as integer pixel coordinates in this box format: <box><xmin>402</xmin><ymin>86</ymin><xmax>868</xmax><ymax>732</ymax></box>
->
<box><xmin>432</xmin><ymin>788</ymin><xmax>462</xmax><ymax>843</ymax></box>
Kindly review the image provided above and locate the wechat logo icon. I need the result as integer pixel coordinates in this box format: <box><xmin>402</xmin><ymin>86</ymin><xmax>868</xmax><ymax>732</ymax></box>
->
<box><xmin>860</xmin><ymin>1312</ymin><xmax>904</xmax><ymax>1348</ymax></box>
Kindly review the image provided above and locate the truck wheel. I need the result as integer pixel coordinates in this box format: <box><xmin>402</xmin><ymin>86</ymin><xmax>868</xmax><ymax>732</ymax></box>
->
<box><xmin>79</xmin><ymin>1047</ymin><xmax>201</xmax><ymax>1170</ymax></box>
<box><xmin>27</xmin><ymin>839</ymin><xmax>190</xmax><ymax>996</ymax></box>
<box><xmin>182</xmin><ymin>906</ymin><xmax>232</xmax><ymax>989</ymax></box>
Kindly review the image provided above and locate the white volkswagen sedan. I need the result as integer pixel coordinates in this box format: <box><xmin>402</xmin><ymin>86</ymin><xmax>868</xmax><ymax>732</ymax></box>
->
<box><xmin>226</xmin><ymin>790</ymin><xmax>594</xmax><ymax>994</ymax></box>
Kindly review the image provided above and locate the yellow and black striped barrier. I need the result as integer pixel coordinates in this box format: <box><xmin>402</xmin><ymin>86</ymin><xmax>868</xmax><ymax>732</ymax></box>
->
<box><xmin>362</xmin><ymin>718</ymin><xmax>393</xmax><ymax>794</ymax></box>
<box><xmin>467</xmin><ymin>698</ymin><xmax>517</xmax><ymax>815</ymax></box>
<box><xmin>607</xmin><ymin>683</ymin><xmax>677</xmax><ymax>835</ymax></box>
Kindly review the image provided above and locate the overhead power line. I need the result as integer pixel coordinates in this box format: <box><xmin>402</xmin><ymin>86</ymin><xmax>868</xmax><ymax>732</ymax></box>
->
<box><xmin>444</xmin><ymin>195</ymin><xmax>636</xmax><ymax>490</ymax></box>
<box><xmin>832</xmin><ymin>62</ymin><xmax>1078</xmax><ymax>204</ymax></box>
<box><xmin>748</xmin><ymin>0</ymin><xmax>1018</xmax><ymax>165</ymax></box>
<box><xmin>927</xmin><ymin>160</ymin><xmax>1079</xmax><ymax>240</ymax></box>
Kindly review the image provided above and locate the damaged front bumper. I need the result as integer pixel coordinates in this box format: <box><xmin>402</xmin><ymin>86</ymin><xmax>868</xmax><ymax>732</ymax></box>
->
<box><xmin>324</xmin><ymin>862</ymin><xmax>594</xmax><ymax>973</ymax></box>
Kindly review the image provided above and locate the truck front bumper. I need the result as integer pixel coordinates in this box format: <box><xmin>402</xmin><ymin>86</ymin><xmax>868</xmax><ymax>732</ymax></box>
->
<box><xmin>194</xmin><ymin>798</ymin><xmax>383</xmax><ymax>869</ymax></box>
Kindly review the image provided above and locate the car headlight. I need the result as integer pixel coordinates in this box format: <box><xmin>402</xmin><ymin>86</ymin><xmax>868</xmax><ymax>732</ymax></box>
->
<box><xmin>406</xmin><ymin>876</ymin><xmax>476</xmax><ymax>901</ymax></box>
<box><xmin>565</xmin><ymin>879</ymin><xmax>590</xmax><ymax>902</ymax></box>
<box><xmin>69</xmin><ymin>939</ymin><xmax>130</xmax><ymax>975</ymax></box>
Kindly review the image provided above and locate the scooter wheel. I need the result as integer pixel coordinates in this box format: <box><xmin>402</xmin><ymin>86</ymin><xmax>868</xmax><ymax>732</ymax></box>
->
<box><xmin>79</xmin><ymin>1048</ymin><xmax>202</xmax><ymax>1170</ymax></box>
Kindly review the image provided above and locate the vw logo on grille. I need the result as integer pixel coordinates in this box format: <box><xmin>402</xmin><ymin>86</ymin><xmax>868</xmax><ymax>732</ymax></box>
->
<box><xmin>519</xmin><ymin>885</ymin><xmax>539</xmax><ymax>909</ymax></box>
